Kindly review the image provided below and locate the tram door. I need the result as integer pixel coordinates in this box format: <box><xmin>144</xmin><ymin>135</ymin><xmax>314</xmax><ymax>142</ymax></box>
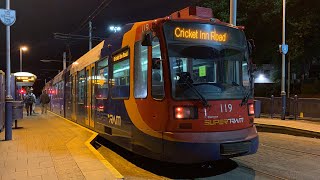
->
<box><xmin>71</xmin><ymin>74</ymin><xmax>77</xmax><ymax>122</ymax></box>
<box><xmin>85</xmin><ymin>64</ymin><xmax>95</xmax><ymax>128</ymax></box>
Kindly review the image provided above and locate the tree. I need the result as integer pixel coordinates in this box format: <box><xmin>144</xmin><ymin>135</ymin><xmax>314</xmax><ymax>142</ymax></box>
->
<box><xmin>198</xmin><ymin>0</ymin><xmax>320</xmax><ymax>87</ymax></box>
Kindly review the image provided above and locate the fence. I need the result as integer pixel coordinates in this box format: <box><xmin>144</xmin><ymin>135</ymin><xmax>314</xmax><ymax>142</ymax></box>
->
<box><xmin>255</xmin><ymin>96</ymin><xmax>320</xmax><ymax>119</ymax></box>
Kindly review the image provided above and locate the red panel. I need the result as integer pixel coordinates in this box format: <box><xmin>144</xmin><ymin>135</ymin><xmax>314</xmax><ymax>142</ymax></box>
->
<box><xmin>166</xmin><ymin>99</ymin><xmax>254</xmax><ymax>132</ymax></box>
<box><xmin>170</xmin><ymin>6</ymin><xmax>213</xmax><ymax>20</ymax></box>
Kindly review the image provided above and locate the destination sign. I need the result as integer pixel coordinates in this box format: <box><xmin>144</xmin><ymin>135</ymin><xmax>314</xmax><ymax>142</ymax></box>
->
<box><xmin>174</xmin><ymin>27</ymin><xmax>227</xmax><ymax>42</ymax></box>
<box><xmin>164</xmin><ymin>22</ymin><xmax>246</xmax><ymax>47</ymax></box>
<box><xmin>113</xmin><ymin>49</ymin><xmax>129</xmax><ymax>62</ymax></box>
<box><xmin>16</xmin><ymin>76</ymin><xmax>35</xmax><ymax>82</ymax></box>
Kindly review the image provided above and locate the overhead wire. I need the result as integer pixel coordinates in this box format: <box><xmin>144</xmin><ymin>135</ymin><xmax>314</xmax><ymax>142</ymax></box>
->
<box><xmin>73</xmin><ymin>0</ymin><xmax>113</xmax><ymax>34</ymax></box>
<box><xmin>53</xmin><ymin>0</ymin><xmax>113</xmax><ymax>66</ymax></box>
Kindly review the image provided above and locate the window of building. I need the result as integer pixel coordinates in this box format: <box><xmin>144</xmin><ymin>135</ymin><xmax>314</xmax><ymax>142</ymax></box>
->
<box><xmin>134</xmin><ymin>42</ymin><xmax>148</xmax><ymax>98</ymax></box>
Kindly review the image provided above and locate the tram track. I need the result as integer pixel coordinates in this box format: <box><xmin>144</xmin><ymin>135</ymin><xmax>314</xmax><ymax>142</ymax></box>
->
<box><xmin>260</xmin><ymin>143</ymin><xmax>320</xmax><ymax>157</ymax></box>
<box><xmin>94</xmin><ymin>136</ymin><xmax>285</xmax><ymax>179</ymax></box>
<box><xmin>93</xmin><ymin>132</ymin><xmax>320</xmax><ymax>179</ymax></box>
<box><xmin>235</xmin><ymin>160</ymin><xmax>288</xmax><ymax>180</ymax></box>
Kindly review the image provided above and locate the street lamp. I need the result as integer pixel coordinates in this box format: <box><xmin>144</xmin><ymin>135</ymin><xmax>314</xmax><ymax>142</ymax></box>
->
<box><xmin>109</xmin><ymin>26</ymin><xmax>121</xmax><ymax>33</ymax></box>
<box><xmin>19</xmin><ymin>46</ymin><xmax>28</xmax><ymax>72</ymax></box>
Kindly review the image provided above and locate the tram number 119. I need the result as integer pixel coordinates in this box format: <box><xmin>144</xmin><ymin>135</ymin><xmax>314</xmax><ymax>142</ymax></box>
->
<box><xmin>220</xmin><ymin>104</ymin><xmax>232</xmax><ymax>113</ymax></box>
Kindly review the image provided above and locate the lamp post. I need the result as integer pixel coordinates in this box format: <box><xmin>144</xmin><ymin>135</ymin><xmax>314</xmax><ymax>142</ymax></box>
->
<box><xmin>1</xmin><ymin>0</ymin><xmax>17</xmax><ymax>141</ymax></box>
<box><xmin>19</xmin><ymin>46</ymin><xmax>28</xmax><ymax>72</ymax></box>
<box><xmin>280</xmin><ymin>0</ymin><xmax>288</xmax><ymax>120</ymax></box>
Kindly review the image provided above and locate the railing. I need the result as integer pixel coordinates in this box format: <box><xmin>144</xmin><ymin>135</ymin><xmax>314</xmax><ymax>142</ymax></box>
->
<box><xmin>255</xmin><ymin>96</ymin><xmax>320</xmax><ymax>119</ymax></box>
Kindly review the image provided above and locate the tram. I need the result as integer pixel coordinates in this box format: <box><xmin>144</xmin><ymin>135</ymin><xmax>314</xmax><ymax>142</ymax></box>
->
<box><xmin>45</xmin><ymin>6</ymin><xmax>258</xmax><ymax>163</ymax></box>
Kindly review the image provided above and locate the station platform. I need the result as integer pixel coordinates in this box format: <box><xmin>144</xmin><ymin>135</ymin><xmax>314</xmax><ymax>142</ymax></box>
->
<box><xmin>255</xmin><ymin>117</ymin><xmax>320</xmax><ymax>138</ymax></box>
<box><xmin>0</xmin><ymin>109</ymin><xmax>123</xmax><ymax>180</ymax></box>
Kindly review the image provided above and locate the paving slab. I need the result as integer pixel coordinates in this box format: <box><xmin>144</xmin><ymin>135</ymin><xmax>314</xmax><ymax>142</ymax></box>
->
<box><xmin>0</xmin><ymin>109</ymin><xmax>123</xmax><ymax>180</ymax></box>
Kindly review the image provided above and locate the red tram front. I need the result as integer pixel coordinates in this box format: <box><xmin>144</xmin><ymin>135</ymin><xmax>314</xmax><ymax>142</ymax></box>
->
<box><xmin>132</xmin><ymin>7</ymin><xmax>258</xmax><ymax>163</ymax></box>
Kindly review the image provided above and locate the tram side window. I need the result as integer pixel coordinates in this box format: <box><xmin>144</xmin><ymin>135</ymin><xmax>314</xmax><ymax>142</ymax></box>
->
<box><xmin>151</xmin><ymin>37</ymin><xmax>165</xmax><ymax>100</ymax></box>
<box><xmin>68</xmin><ymin>76</ymin><xmax>72</xmax><ymax>98</ymax></box>
<box><xmin>111</xmin><ymin>58</ymin><xmax>130</xmax><ymax>99</ymax></box>
<box><xmin>78</xmin><ymin>70</ymin><xmax>85</xmax><ymax>104</ymax></box>
<box><xmin>242</xmin><ymin>61</ymin><xmax>250</xmax><ymax>87</ymax></box>
<box><xmin>134</xmin><ymin>41</ymin><xmax>148</xmax><ymax>98</ymax></box>
<box><xmin>58</xmin><ymin>82</ymin><xmax>61</xmax><ymax>99</ymax></box>
<box><xmin>97</xmin><ymin>58</ymin><xmax>109</xmax><ymax>99</ymax></box>
<box><xmin>59</xmin><ymin>81</ymin><xmax>64</xmax><ymax>99</ymax></box>
<box><xmin>53</xmin><ymin>83</ymin><xmax>58</xmax><ymax>100</ymax></box>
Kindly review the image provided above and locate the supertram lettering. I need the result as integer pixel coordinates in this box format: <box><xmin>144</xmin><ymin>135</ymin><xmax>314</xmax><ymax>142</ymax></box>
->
<box><xmin>204</xmin><ymin>119</ymin><xmax>228</xmax><ymax>126</ymax></box>
<box><xmin>204</xmin><ymin>118</ymin><xmax>244</xmax><ymax>126</ymax></box>
<box><xmin>107</xmin><ymin>114</ymin><xmax>122</xmax><ymax>126</ymax></box>
<box><xmin>228</xmin><ymin>118</ymin><xmax>244</xmax><ymax>124</ymax></box>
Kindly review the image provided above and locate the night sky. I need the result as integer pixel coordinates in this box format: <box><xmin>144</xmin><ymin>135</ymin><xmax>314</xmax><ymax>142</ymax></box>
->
<box><xmin>0</xmin><ymin>0</ymin><xmax>197</xmax><ymax>95</ymax></box>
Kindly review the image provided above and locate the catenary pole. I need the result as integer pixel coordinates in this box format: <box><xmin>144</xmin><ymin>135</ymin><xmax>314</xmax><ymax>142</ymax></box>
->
<box><xmin>230</xmin><ymin>0</ymin><xmax>237</xmax><ymax>25</ymax></box>
<box><xmin>89</xmin><ymin>21</ymin><xmax>92</xmax><ymax>50</ymax></box>
<box><xmin>63</xmin><ymin>52</ymin><xmax>67</xmax><ymax>70</ymax></box>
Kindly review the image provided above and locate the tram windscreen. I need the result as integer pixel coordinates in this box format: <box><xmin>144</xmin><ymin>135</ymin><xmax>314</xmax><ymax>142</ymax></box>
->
<box><xmin>163</xmin><ymin>22</ymin><xmax>251</xmax><ymax>100</ymax></box>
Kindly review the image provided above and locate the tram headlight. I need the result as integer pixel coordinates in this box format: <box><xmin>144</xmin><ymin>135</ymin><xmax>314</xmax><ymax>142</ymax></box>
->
<box><xmin>248</xmin><ymin>103</ymin><xmax>254</xmax><ymax>116</ymax></box>
<box><xmin>174</xmin><ymin>106</ymin><xmax>198</xmax><ymax>119</ymax></box>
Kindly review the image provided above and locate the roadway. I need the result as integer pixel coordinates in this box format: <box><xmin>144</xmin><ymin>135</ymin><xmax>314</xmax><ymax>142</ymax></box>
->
<box><xmin>95</xmin><ymin>132</ymin><xmax>320</xmax><ymax>179</ymax></box>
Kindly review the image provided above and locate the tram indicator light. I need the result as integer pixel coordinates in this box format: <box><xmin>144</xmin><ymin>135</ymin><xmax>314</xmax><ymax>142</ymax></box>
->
<box><xmin>174</xmin><ymin>106</ymin><xmax>198</xmax><ymax>119</ymax></box>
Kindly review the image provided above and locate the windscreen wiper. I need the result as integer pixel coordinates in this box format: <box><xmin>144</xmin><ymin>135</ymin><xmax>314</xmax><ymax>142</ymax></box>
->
<box><xmin>240</xmin><ymin>88</ymin><xmax>253</xmax><ymax>106</ymax></box>
<box><xmin>179</xmin><ymin>74</ymin><xmax>210</xmax><ymax>107</ymax></box>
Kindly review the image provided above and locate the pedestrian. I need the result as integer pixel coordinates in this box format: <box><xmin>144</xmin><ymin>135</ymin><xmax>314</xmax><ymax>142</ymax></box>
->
<box><xmin>30</xmin><ymin>87</ymin><xmax>36</xmax><ymax>114</ymax></box>
<box><xmin>40</xmin><ymin>90</ymin><xmax>50</xmax><ymax>114</ymax></box>
<box><xmin>24</xmin><ymin>90</ymin><xmax>36</xmax><ymax>116</ymax></box>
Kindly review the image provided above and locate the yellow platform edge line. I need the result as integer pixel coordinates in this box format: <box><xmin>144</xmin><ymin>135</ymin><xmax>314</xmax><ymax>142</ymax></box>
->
<box><xmin>49</xmin><ymin>111</ymin><xmax>124</xmax><ymax>179</ymax></box>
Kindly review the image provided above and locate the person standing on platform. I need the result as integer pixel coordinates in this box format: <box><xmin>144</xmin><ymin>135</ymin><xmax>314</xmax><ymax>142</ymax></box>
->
<box><xmin>40</xmin><ymin>90</ymin><xmax>50</xmax><ymax>114</ymax></box>
<box><xmin>24</xmin><ymin>90</ymin><xmax>36</xmax><ymax>116</ymax></box>
<box><xmin>30</xmin><ymin>87</ymin><xmax>36</xmax><ymax>114</ymax></box>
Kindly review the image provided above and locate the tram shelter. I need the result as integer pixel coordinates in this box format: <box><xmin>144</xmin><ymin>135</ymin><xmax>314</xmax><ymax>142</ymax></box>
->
<box><xmin>13</xmin><ymin>72</ymin><xmax>37</xmax><ymax>100</ymax></box>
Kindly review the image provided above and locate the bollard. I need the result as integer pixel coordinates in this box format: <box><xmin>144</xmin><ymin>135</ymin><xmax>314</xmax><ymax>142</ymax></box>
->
<box><xmin>294</xmin><ymin>95</ymin><xmax>298</xmax><ymax>120</ymax></box>
<box><xmin>270</xmin><ymin>95</ymin><xmax>274</xmax><ymax>118</ymax></box>
<box><xmin>300</xmin><ymin>112</ymin><xmax>304</xmax><ymax>118</ymax></box>
<box><xmin>5</xmin><ymin>100</ymin><xmax>13</xmax><ymax>140</ymax></box>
